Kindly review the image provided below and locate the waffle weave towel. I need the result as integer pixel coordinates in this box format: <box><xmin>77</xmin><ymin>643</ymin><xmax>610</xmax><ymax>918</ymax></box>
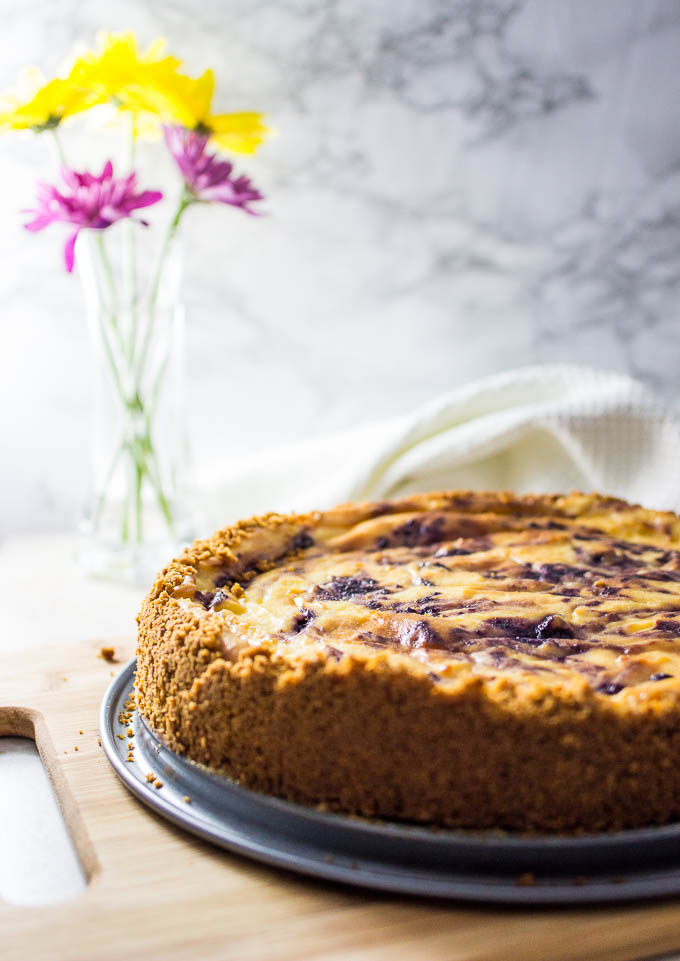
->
<box><xmin>200</xmin><ymin>365</ymin><xmax>680</xmax><ymax>525</ymax></box>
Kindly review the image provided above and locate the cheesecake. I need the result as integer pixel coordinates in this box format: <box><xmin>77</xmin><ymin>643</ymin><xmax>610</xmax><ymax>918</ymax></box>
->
<box><xmin>136</xmin><ymin>491</ymin><xmax>680</xmax><ymax>832</ymax></box>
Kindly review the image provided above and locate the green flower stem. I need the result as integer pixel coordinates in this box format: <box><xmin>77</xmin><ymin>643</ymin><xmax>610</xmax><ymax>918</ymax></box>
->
<box><xmin>96</xmin><ymin>232</ymin><xmax>162</xmax><ymax>553</ymax></box>
<box><xmin>89</xmin><ymin>233</ymin><xmax>131</xmax><ymax>542</ymax></box>
<box><xmin>141</xmin><ymin>443</ymin><xmax>174</xmax><ymax>531</ymax></box>
<box><xmin>95</xmin><ymin>233</ymin><xmax>132</xmax><ymax>377</ymax></box>
<box><xmin>49</xmin><ymin>128</ymin><xmax>67</xmax><ymax>167</ymax></box>
<box><xmin>123</xmin><ymin>113</ymin><xmax>139</xmax><ymax>365</ymax></box>
<box><xmin>135</xmin><ymin>460</ymin><xmax>143</xmax><ymax>541</ymax></box>
<box><xmin>124</xmin><ymin>192</ymin><xmax>192</xmax><ymax>541</ymax></box>
<box><xmin>135</xmin><ymin>192</ymin><xmax>191</xmax><ymax>386</ymax></box>
<box><xmin>91</xmin><ymin>232</ymin><xmax>176</xmax><ymax>543</ymax></box>
<box><xmin>148</xmin><ymin>352</ymin><xmax>169</xmax><ymax>421</ymax></box>
<box><xmin>96</xmin><ymin>410</ymin><xmax>175</xmax><ymax>543</ymax></box>
<box><xmin>96</xmin><ymin>306</ymin><xmax>127</xmax><ymax>416</ymax></box>
<box><xmin>120</xmin><ymin>471</ymin><xmax>130</xmax><ymax>543</ymax></box>
<box><xmin>96</xmin><ymin>234</ymin><xmax>119</xmax><ymax>314</ymax></box>
<box><xmin>125</xmin><ymin>225</ymin><xmax>138</xmax><ymax>364</ymax></box>
<box><xmin>96</xmin><ymin>313</ymin><xmax>132</xmax><ymax>542</ymax></box>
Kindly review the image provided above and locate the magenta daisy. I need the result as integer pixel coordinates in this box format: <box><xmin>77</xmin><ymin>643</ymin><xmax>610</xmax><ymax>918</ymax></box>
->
<box><xmin>24</xmin><ymin>161</ymin><xmax>163</xmax><ymax>271</ymax></box>
<box><xmin>163</xmin><ymin>125</ymin><xmax>262</xmax><ymax>212</ymax></box>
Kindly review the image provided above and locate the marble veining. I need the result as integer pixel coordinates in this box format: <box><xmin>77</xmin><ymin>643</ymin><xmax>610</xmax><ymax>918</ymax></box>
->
<box><xmin>1</xmin><ymin>0</ymin><xmax>680</xmax><ymax>535</ymax></box>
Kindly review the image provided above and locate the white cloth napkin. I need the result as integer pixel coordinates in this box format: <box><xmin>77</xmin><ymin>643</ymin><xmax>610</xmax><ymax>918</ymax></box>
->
<box><xmin>199</xmin><ymin>365</ymin><xmax>680</xmax><ymax>526</ymax></box>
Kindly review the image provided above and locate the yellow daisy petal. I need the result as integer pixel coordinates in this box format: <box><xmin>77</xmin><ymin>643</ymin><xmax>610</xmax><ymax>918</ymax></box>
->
<box><xmin>0</xmin><ymin>66</ymin><xmax>102</xmax><ymax>131</ymax></box>
<box><xmin>174</xmin><ymin>69</ymin><xmax>215</xmax><ymax>126</ymax></box>
<box><xmin>0</xmin><ymin>32</ymin><xmax>272</xmax><ymax>150</ymax></box>
<box><xmin>69</xmin><ymin>32</ymin><xmax>190</xmax><ymax>136</ymax></box>
<box><xmin>205</xmin><ymin>112</ymin><xmax>271</xmax><ymax>154</ymax></box>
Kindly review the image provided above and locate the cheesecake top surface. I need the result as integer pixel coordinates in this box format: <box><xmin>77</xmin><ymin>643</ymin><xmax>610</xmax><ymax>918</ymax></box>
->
<box><xmin>166</xmin><ymin>491</ymin><xmax>680</xmax><ymax>701</ymax></box>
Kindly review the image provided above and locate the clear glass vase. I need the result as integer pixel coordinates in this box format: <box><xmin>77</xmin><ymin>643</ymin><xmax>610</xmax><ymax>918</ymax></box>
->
<box><xmin>77</xmin><ymin>222</ymin><xmax>196</xmax><ymax>583</ymax></box>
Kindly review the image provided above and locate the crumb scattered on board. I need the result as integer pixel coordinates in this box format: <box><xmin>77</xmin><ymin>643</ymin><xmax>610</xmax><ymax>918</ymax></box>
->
<box><xmin>98</xmin><ymin>646</ymin><xmax>116</xmax><ymax>662</ymax></box>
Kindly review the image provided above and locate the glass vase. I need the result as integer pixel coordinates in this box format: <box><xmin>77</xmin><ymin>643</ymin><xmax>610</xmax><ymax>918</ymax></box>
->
<box><xmin>77</xmin><ymin>222</ymin><xmax>196</xmax><ymax>583</ymax></box>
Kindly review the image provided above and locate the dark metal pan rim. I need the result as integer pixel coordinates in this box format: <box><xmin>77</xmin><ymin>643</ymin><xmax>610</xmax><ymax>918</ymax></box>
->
<box><xmin>99</xmin><ymin>659</ymin><xmax>680</xmax><ymax>904</ymax></box>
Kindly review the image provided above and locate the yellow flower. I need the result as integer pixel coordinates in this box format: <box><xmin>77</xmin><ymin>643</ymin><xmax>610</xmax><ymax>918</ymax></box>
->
<box><xmin>0</xmin><ymin>31</ymin><xmax>270</xmax><ymax>152</ymax></box>
<box><xmin>69</xmin><ymin>32</ymin><xmax>195</xmax><ymax>136</ymax></box>
<box><xmin>0</xmin><ymin>67</ymin><xmax>100</xmax><ymax>132</ymax></box>
<box><xmin>199</xmin><ymin>111</ymin><xmax>270</xmax><ymax>155</ymax></box>
<box><xmin>154</xmin><ymin>68</ymin><xmax>269</xmax><ymax>154</ymax></box>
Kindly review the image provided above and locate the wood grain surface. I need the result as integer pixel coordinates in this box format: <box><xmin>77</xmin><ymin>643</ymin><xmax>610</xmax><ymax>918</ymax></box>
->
<box><xmin>1</xmin><ymin>639</ymin><xmax>680</xmax><ymax>961</ymax></box>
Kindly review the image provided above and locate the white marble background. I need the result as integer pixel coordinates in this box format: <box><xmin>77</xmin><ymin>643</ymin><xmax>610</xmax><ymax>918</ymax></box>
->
<box><xmin>1</xmin><ymin>0</ymin><xmax>680</xmax><ymax>537</ymax></box>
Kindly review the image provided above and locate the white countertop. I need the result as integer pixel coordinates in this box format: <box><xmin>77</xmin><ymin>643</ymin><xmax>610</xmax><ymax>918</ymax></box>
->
<box><xmin>0</xmin><ymin>533</ymin><xmax>143</xmax><ymax>656</ymax></box>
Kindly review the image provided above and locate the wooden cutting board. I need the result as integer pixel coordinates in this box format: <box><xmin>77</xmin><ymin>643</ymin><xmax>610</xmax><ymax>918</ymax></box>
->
<box><xmin>2</xmin><ymin>639</ymin><xmax>680</xmax><ymax>961</ymax></box>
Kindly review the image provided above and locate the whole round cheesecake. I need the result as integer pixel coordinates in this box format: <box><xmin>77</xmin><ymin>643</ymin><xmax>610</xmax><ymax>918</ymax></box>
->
<box><xmin>136</xmin><ymin>490</ymin><xmax>680</xmax><ymax>833</ymax></box>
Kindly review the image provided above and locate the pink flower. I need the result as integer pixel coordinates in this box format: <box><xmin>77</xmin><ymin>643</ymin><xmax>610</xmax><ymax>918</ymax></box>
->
<box><xmin>24</xmin><ymin>161</ymin><xmax>163</xmax><ymax>272</ymax></box>
<box><xmin>163</xmin><ymin>125</ymin><xmax>263</xmax><ymax>213</ymax></box>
